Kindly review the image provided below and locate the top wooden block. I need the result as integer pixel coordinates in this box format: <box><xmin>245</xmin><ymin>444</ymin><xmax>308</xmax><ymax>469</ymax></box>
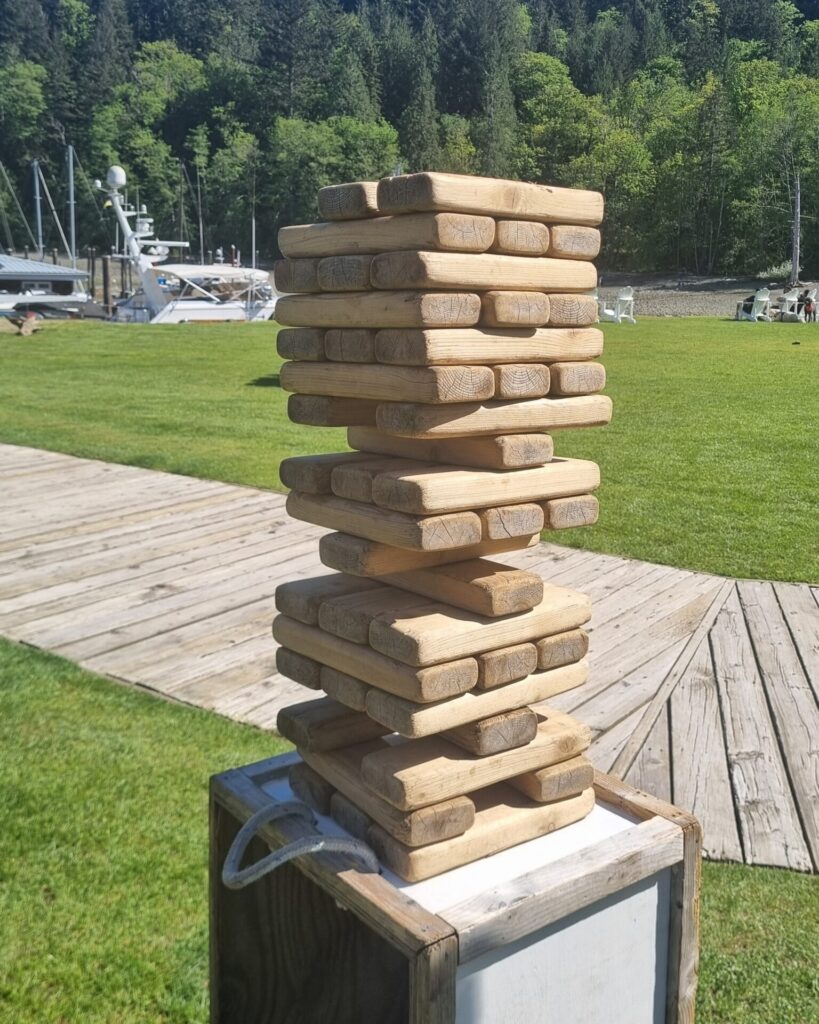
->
<box><xmin>278</xmin><ymin>212</ymin><xmax>495</xmax><ymax>258</ymax></box>
<box><xmin>317</xmin><ymin>182</ymin><xmax>380</xmax><ymax>221</ymax></box>
<box><xmin>377</xmin><ymin>172</ymin><xmax>604</xmax><ymax>227</ymax></box>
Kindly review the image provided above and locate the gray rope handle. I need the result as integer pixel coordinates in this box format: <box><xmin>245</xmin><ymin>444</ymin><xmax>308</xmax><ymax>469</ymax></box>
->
<box><xmin>222</xmin><ymin>800</ymin><xmax>381</xmax><ymax>890</ymax></box>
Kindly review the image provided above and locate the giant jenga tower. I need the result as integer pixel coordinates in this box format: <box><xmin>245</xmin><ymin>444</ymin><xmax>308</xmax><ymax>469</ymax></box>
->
<box><xmin>272</xmin><ymin>172</ymin><xmax>612</xmax><ymax>882</ymax></box>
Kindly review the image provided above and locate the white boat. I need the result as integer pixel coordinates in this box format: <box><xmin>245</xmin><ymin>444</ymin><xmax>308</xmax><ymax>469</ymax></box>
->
<box><xmin>100</xmin><ymin>166</ymin><xmax>278</xmax><ymax>324</ymax></box>
<box><xmin>0</xmin><ymin>253</ymin><xmax>94</xmax><ymax>317</ymax></box>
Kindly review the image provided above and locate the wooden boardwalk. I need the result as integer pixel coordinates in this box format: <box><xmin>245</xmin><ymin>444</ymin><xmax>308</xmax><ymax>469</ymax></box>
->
<box><xmin>1</xmin><ymin>443</ymin><xmax>816</xmax><ymax>872</ymax></box>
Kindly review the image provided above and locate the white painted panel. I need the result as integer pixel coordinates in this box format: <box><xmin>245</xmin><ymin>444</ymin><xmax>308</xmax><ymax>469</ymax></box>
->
<box><xmin>454</xmin><ymin>871</ymin><xmax>671</xmax><ymax>1024</ymax></box>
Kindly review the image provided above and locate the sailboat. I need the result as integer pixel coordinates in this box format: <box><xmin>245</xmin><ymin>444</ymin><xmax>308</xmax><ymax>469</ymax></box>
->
<box><xmin>99</xmin><ymin>166</ymin><xmax>278</xmax><ymax>324</ymax></box>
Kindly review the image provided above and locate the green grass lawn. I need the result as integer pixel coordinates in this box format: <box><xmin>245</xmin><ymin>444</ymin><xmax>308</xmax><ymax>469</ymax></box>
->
<box><xmin>1</xmin><ymin>639</ymin><xmax>816</xmax><ymax>1023</ymax></box>
<box><xmin>0</xmin><ymin>316</ymin><xmax>816</xmax><ymax>581</ymax></box>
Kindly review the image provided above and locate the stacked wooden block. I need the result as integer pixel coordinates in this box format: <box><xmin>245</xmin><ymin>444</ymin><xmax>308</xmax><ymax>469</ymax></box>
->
<box><xmin>272</xmin><ymin>172</ymin><xmax>612</xmax><ymax>882</ymax></box>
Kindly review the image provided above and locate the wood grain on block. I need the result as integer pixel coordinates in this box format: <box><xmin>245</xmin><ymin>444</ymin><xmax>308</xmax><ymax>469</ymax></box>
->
<box><xmin>276</xmin><ymin>327</ymin><xmax>326</xmax><ymax>361</ymax></box>
<box><xmin>508</xmin><ymin>755</ymin><xmax>594</xmax><ymax>803</ymax></box>
<box><xmin>288</xmin><ymin>394</ymin><xmax>379</xmax><ymax>427</ymax></box>
<box><xmin>368</xmin><ymin>784</ymin><xmax>595</xmax><ymax>882</ymax></box>
<box><xmin>377</xmin><ymin>394</ymin><xmax>613</xmax><ymax>438</ymax></box>
<box><xmin>477</xmin><ymin>502</ymin><xmax>544</xmax><ymax>540</ymax></box>
<box><xmin>317</xmin><ymin>181</ymin><xmax>380</xmax><ymax>220</ymax></box>
<box><xmin>277</xmin><ymin>697</ymin><xmax>389</xmax><ymax>753</ymax></box>
<box><xmin>276</xmin><ymin>290</ymin><xmax>482</xmax><ymax>329</ymax></box>
<box><xmin>289</xmin><ymin>761</ymin><xmax>335</xmax><ymax>815</ymax></box>
<box><xmin>443</xmin><ymin>708</ymin><xmax>538</xmax><ymax>756</ymax></box>
<box><xmin>272</xmin><ymin>615</ymin><xmax>478</xmax><ymax>702</ymax></box>
<box><xmin>547</xmin><ymin>225</ymin><xmax>601</xmax><ymax>260</ymax></box>
<box><xmin>491</xmin><ymin>220</ymin><xmax>550</xmax><ymax>255</ymax></box>
<box><xmin>360</xmin><ymin>709</ymin><xmax>593</xmax><ymax>810</ymax></box>
<box><xmin>546</xmin><ymin>294</ymin><xmax>599</xmax><ymax>327</ymax></box>
<box><xmin>370</xmin><ymin>251</ymin><xmax>597</xmax><ymax>293</ymax></box>
<box><xmin>536</xmin><ymin>628</ymin><xmax>590</xmax><ymax>671</ymax></box>
<box><xmin>281</xmin><ymin>361</ymin><xmax>495</xmax><ymax>405</ymax></box>
<box><xmin>318</xmin><ymin>587</ymin><xmax>437</xmax><ymax>645</ymax></box>
<box><xmin>319</xmin><ymin>531</ymin><xmax>535</xmax><ymax>577</ymax></box>
<box><xmin>382</xmin><ymin>559</ymin><xmax>544</xmax><ymax>618</ymax></box>
<box><xmin>476</xmin><ymin>643</ymin><xmax>538</xmax><ymax>689</ymax></box>
<box><xmin>320</xmin><ymin>666</ymin><xmax>371</xmax><ymax>710</ymax></box>
<box><xmin>367</xmin><ymin>583</ymin><xmax>591</xmax><ymax>667</ymax></box>
<box><xmin>317</xmin><ymin>254</ymin><xmax>374</xmax><ymax>292</ymax></box>
<box><xmin>324</xmin><ymin>328</ymin><xmax>376</xmax><ymax>362</ymax></box>
<box><xmin>377</xmin><ymin>172</ymin><xmax>604</xmax><ymax>227</ymax></box>
<box><xmin>276</xmin><ymin>647</ymin><xmax>322</xmax><ymax>689</ymax></box>
<box><xmin>279</xmin><ymin>451</ymin><xmax>373</xmax><ymax>494</ymax></box>
<box><xmin>301</xmin><ymin>740</ymin><xmax>476</xmax><ymax>846</ymax></box>
<box><xmin>287</xmin><ymin>492</ymin><xmax>482</xmax><ymax>552</ymax></box>
<box><xmin>541</xmin><ymin>494</ymin><xmax>599</xmax><ymax>530</ymax></box>
<box><xmin>493</xmin><ymin>363</ymin><xmax>551</xmax><ymax>399</ymax></box>
<box><xmin>329</xmin><ymin>791</ymin><xmax>371</xmax><ymax>843</ymax></box>
<box><xmin>273</xmin><ymin>258</ymin><xmax>320</xmax><ymax>293</ymax></box>
<box><xmin>348</xmin><ymin>426</ymin><xmax>554</xmax><ymax>470</ymax></box>
<box><xmin>481</xmin><ymin>291</ymin><xmax>550</xmax><ymax>328</ymax></box>
<box><xmin>331</xmin><ymin>456</ymin><xmax>432</xmax><ymax>504</ymax></box>
<box><xmin>278</xmin><ymin>212</ymin><xmax>495</xmax><ymax>257</ymax></box>
<box><xmin>374</xmin><ymin>327</ymin><xmax>603</xmax><ymax>366</ymax></box>
<box><xmin>275</xmin><ymin>573</ymin><xmax>379</xmax><ymax>625</ymax></box>
<box><xmin>371</xmin><ymin>457</ymin><xmax>600</xmax><ymax>515</ymax></box>
<box><xmin>365</xmin><ymin>662</ymin><xmax>586</xmax><ymax>739</ymax></box>
<box><xmin>549</xmin><ymin>361</ymin><xmax>606</xmax><ymax>396</ymax></box>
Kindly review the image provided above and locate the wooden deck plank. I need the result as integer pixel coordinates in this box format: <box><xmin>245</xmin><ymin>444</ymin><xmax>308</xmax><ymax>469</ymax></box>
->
<box><xmin>773</xmin><ymin>581</ymin><xmax>819</xmax><ymax>703</ymax></box>
<box><xmin>625</xmin><ymin>705</ymin><xmax>671</xmax><ymax>803</ymax></box>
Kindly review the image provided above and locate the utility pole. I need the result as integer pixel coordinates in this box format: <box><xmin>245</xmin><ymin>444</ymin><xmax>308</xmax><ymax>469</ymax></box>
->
<box><xmin>32</xmin><ymin>159</ymin><xmax>43</xmax><ymax>259</ymax></box>
<box><xmin>791</xmin><ymin>168</ymin><xmax>801</xmax><ymax>286</ymax></box>
<box><xmin>67</xmin><ymin>144</ymin><xmax>77</xmax><ymax>268</ymax></box>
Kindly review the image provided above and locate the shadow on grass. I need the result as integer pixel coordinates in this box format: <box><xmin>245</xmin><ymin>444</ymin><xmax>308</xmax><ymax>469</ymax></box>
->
<box><xmin>247</xmin><ymin>374</ymin><xmax>281</xmax><ymax>387</ymax></box>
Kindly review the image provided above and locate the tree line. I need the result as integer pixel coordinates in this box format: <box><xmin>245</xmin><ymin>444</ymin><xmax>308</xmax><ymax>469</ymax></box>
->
<box><xmin>2</xmin><ymin>0</ymin><xmax>819</xmax><ymax>274</ymax></box>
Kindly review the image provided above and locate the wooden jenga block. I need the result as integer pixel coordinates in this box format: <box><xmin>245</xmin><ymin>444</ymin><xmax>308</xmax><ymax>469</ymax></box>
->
<box><xmin>276</xmin><ymin>327</ymin><xmax>326</xmax><ymax>361</ymax></box>
<box><xmin>547</xmin><ymin>294</ymin><xmax>599</xmax><ymax>327</ymax></box>
<box><xmin>279</xmin><ymin>451</ymin><xmax>374</xmax><ymax>494</ymax></box>
<box><xmin>276</xmin><ymin>290</ymin><xmax>481</xmax><ymax>329</ymax></box>
<box><xmin>277</xmin><ymin>697</ymin><xmax>389</xmax><ymax>752</ymax></box>
<box><xmin>549</xmin><ymin>361</ymin><xmax>607</xmax><ymax>396</ymax></box>
<box><xmin>376</xmin><ymin>394</ymin><xmax>613</xmax><ymax>438</ymax></box>
<box><xmin>318</xmin><ymin>587</ymin><xmax>429</xmax><ymax>645</ymax></box>
<box><xmin>289</xmin><ymin>762</ymin><xmax>335</xmax><ymax>815</ymax></box>
<box><xmin>275</xmin><ymin>573</ymin><xmax>379</xmax><ymax>625</ymax></box>
<box><xmin>493</xmin><ymin>364</ymin><xmax>551</xmax><ymax>399</ymax></box>
<box><xmin>370</xmin><ymin>457</ymin><xmax>600</xmax><ymax>515</ymax></box>
<box><xmin>323</xmin><ymin>328</ymin><xmax>376</xmax><ymax>362</ymax></box>
<box><xmin>278</xmin><ymin>212</ymin><xmax>496</xmax><ymax>257</ymax></box>
<box><xmin>275</xmin><ymin>647</ymin><xmax>323</xmax><ymax>689</ymax></box>
<box><xmin>273</xmin><ymin>258</ymin><xmax>320</xmax><ymax>293</ymax></box>
<box><xmin>317</xmin><ymin>181</ymin><xmax>380</xmax><ymax>220</ymax></box>
<box><xmin>302</xmin><ymin>739</ymin><xmax>476</xmax><ymax>846</ymax></box>
<box><xmin>476</xmin><ymin>643</ymin><xmax>539</xmax><ymax>689</ymax></box>
<box><xmin>348</xmin><ymin>427</ymin><xmax>555</xmax><ymax>470</ymax></box>
<box><xmin>382</xmin><ymin>559</ymin><xmax>544</xmax><ymax>618</ymax></box>
<box><xmin>288</xmin><ymin>394</ymin><xmax>379</xmax><ymax>426</ymax></box>
<box><xmin>377</xmin><ymin>172</ymin><xmax>604</xmax><ymax>227</ymax></box>
<box><xmin>491</xmin><ymin>220</ymin><xmax>550</xmax><ymax>255</ymax></box>
<box><xmin>477</xmin><ymin>503</ymin><xmax>544</xmax><ymax>541</ymax></box>
<box><xmin>508</xmin><ymin>755</ymin><xmax>595</xmax><ymax>803</ymax></box>
<box><xmin>317</xmin><ymin>255</ymin><xmax>374</xmax><ymax>291</ymax></box>
<box><xmin>370</xmin><ymin>251</ymin><xmax>597</xmax><ymax>293</ymax></box>
<box><xmin>535</xmin><ymin>628</ymin><xmax>590</xmax><ymax>671</ymax></box>
<box><xmin>319</xmin><ymin>666</ymin><xmax>370</xmax><ymax>710</ymax></box>
<box><xmin>548</xmin><ymin>225</ymin><xmax>601</xmax><ymax>260</ymax></box>
<box><xmin>481</xmin><ymin>291</ymin><xmax>551</xmax><ymax>327</ymax></box>
<box><xmin>329</xmin><ymin>791</ymin><xmax>370</xmax><ymax>841</ymax></box>
<box><xmin>281</xmin><ymin>361</ymin><xmax>495</xmax><ymax>404</ymax></box>
<box><xmin>367</xmin><ymin>584</ymin><xmax>591</xmax><ymax>667</ymax></box>
<box><xmin>331</xmin><ymin>457</ymin><xmax>429</xmax><ymax>503</ymax></box>
<box><xmin>541</xmin><ymin>495</ymin><xmax>600</xmax><ymax>530</ymax></box>
<box><xmin>373</xmin><ymin>327</ymin><xmax>603</xmax><ymax>366</ymax></box>
<box><xmin>286</xmin><ymin>491</ymin><xmax>483</xmax><ymax>552</ymax></box>
<box><xmin>319</xmin><ymin>531</ymin><xmax>535</xmax><ymax>577</ymax></box>
<box><xmin>443</xmin><ymin>708</ymin><xmax>539</xmax><ymax>756</ymax></box>
<box><xmin>368</xmin><ymin>785</ymin><xmax>595</xmax><ymax>882</ymax></box>
<box><xmin>360</xmin><ymin>709</ymin><xmax>593</xmax><ymax>810</ymax></box>
<box><xmin>366</xmin><ymin>665</ymin><xmax>585</xmax><ymax>738</ymax></box>
<box><xmin>272</xmin><ymin>615</ymin><xmax>479</xmax><ymax>701</ymax></box>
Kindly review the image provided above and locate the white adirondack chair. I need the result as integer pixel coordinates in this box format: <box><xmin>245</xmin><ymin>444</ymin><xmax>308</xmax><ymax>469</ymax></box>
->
<box><xmin>599</xmin><ymin>287</ymin><xmax>636</xmax><ymax>324</ymax></box>
<box><xmin>737</xmin><ymin>288</ymin><xmax>771</xmax><ymax>322</ymax></box>
<box><xmin>778</xmin><ymin>288</ymin><xmax>801</xmax><ymax>321</ymax></box>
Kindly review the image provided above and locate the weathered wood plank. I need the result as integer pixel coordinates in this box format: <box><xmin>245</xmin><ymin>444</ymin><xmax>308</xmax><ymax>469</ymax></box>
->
<box><xmin>481</xmin><ymin>291</ymin><xmax>550</xmax><ymax>327</ymax></box>
<box><xmin>773</xmin><ymin>581</ymin><xmax>819</xmax><ymax>702</ymax></box>
<box><xmin>370</xmin><ymin>251</ymin><xmax>596</xmax><ymax>292</ymax></box>
<box><xmin>317</xmin><ymin>181</ymin><xmax>380</xmax><ymax>220</ymax></box>
<box><xmin>347</xmin><ymin>427</ymin><xmax>555</xmax><ymax>470</ymax></box>
<box><xmin>281</xmin><ymin>361</ymin><xmax>495</xmax><ymax>404</ymax></box>
<box><xmin>625</xmin><ymin>705</ymin><xmax>671</xmax><ymax>802</ymax></box>
<box><xmin>493</xmin><ymin>363</ymin><xmax>551</xmax><ymax>399</ymax></box>
<box><xmin>277</xmin><ymin>291</ymin><xmax>481</xmax><ymax>329</ymax></box>
<box><xmin>382</xmin><ymin>559</ymin><xmax>544</xmax><ymax>618</ymax></box>
<box><xmin>373</xmin><ymin>326</ymin><xmax>603</xmax><ymax>366</ymax></box>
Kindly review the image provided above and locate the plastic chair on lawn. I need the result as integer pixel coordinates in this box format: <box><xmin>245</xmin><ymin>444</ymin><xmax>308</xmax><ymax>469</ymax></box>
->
<box><xmin>778</xmin><ymin>288</ymin><xmax>801</xmax><ymax>322</ymax></box>
<box><xmin>738</xmin><ymin>288</ymin><xmax>771</xmax><ymax>322</ymax></box>
<box><xmin>615</xmin><ymin>287</ymin><xmax>636</xmax><ymax>324</ymax></box>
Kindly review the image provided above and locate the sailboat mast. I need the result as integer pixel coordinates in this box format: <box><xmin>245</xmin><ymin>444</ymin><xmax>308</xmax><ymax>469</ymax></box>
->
<box><xmin>67</xmin><ymin>145</ymin><xmax>77</xmax><ymax>267</ymax></box>
<box><xmin>32</xmin><ymin>159</ymin><xmax>43</xmax><ymax>258</ymax></box>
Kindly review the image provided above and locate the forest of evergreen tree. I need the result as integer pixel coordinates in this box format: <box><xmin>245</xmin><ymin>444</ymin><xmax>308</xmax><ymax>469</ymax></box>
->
<box><xmin>2</xmin><ymin>1</ymin><xmax>819</xmax><ymax>272</ymax></box>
